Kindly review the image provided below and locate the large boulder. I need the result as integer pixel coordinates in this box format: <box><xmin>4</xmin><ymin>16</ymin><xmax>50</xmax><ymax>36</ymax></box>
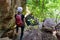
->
<box><xmin>0</xmin><ymin>0</ymin><xmax>16</xmax><ymax>30</ymax></box>
<box><xmin>55</xmin><ymin>22</ymin><xmax>60</xmax><ymax>40</ymax></box>
<box><xmin>0</xmin><ymin>0</ymin><xmax>26</xmax><ymax>30</ymax></box>
<box><xmin>23</xmin><ymin>29</ymin><xmax>58</xmax><ymax>40</ymax></box>
<box><xmin>42</xmin><ymin>18</ymin><xmax>56</xmax><ymax>31</ymax></box>
<box><xmin>0</xmin><ymin>37</ymin><xmax>12</xmax><ymax>40</ymax></box>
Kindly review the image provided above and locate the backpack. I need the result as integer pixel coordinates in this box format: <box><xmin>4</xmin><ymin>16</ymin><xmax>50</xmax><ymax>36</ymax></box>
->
<box><xmin>15</xmin><ymin>14</ymin><xmax>23</xmax><ymax>26</ymax></box>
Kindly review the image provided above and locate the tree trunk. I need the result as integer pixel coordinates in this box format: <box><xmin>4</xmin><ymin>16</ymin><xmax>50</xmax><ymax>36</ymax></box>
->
<box><xmin>0</xmin><ymin>0</ymin><xmax>21</xmax><ymax>30</ymax></box>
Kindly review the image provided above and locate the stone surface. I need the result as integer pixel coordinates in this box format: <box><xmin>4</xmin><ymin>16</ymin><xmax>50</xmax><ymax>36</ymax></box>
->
<box><xmin>23</xmin><ymin>29</ymin><xmax>58</xmax><ymax>40</ymax></box>
<box><xmin>0</xmin><ymin>37</ymin><xmax>12</xmax><ymax>40</ymax></box>
<box><xmin>0</xmin><ymin>0</ymin><xmax>26</xmax><ymax>30</ymax></box>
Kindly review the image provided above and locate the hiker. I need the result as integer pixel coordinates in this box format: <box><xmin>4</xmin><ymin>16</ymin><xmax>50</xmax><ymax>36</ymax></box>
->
<box><xmin>41</xmin><ymin>18</ymin><xmax>58</xmax><ymax>40</ymax></box>
<box><xmin>55</xmin><ymin>23</ymin><xmax>60</xmax><ymax>40</ymax></box>
<box><xmin>25</xmin><ymin>13</ymin><xmax>34</xmax><ymax>26</ymax></box>
<box><xmin>15</xmin><ymin>7</ymin><xmax>25</xmax><ymax>40</ymax></box>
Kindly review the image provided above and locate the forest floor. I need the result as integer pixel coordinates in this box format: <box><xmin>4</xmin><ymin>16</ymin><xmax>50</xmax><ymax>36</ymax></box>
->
<box><xmin>0</xmin><ymin>25</ymin><xmax>56</xmax><ymax>40</ymax></box>
<box><xmin>0</xmin><ymin>25</ymin><xmax>39</xmax><ymax>40</ymax></box>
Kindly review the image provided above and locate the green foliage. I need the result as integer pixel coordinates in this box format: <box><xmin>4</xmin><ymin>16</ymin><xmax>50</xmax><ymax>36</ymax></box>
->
<box><xmin>26</xmin><ymin>0</ymin><xmax>60</xmax><ymax>21</ymax></box>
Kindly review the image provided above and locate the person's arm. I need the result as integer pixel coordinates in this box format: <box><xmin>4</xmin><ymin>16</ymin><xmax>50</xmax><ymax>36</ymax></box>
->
<box><xmin>24</xmin><ymin>17</ymin><xmax>25</xmax><ymax>25</ymax></box>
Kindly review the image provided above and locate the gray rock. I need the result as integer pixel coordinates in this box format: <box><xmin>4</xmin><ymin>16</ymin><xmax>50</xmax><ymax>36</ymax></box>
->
<box><xmin>43</xmin><ymin>18</ymin><xmax>56</xmax><ymax>31</ymax></box>
<box><xmin>23</xmin><ymin>29</ymin><xmax>58</xmax><ymax>40</ymax></box>
<box><xmin>0</xmin><ymin>37</ymin><xmax>12</xmax><ymax>40</ymax></box>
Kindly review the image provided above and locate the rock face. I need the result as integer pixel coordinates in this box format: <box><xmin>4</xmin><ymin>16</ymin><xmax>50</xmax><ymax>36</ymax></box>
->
<box><xmin>55</xmin><ymin>23</ymin><xmax>60</xmax><ymax>40</ymax></box>
<box><xmin>0</xmin><ymin>0</ymin><xmax>16</xmax><ymax>30</ymax></box>
<box><xmin>23</xmin><ymin>29</ymin><xmax>58</xmax><ymax>40</ymax></box>
<box><xmin>23</xmin><ymin>29</ymin><xmax>42</xmax><ymax>40</ymax></box>
<box><xmin>0</xmin><ymin>37</ymin><xmax>12</xmax><ymax>40</ymax></box>
<box><xmin>0</xmin><ymin>0</ymin><xmax>26</xmax><ymax>30</ymax></box>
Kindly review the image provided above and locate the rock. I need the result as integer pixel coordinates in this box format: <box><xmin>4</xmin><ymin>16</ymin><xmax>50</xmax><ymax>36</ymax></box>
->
<box><xmin>42</xmin><ymin>18</ymin><xmax>56</xmax><ymax>31</ymax></box>
<box><xmin>0</xmin><ymin>0</ymin><xmax>16</xmax><ymax>30</ymax></box>
<box><xmin>1</xmin><ymin>29</ymin><xmax>16</xmax><ymax>39</ymax></box>
<box><xmin>20</xmin><ymin>25</ymin><xmax>57</xmax><ymax>40</ymax></box>
<box><xmin>55</xmin><ymin>23</ymin><xmax>60</xmax><ymax>40</ymax></box>
<box><xmin>23</xmin><ymin>29</ymin><xmax>42</xmax><ymax>40</ymax></box>
<box><xmin>0</xmin><ymin>37</ymin><xmax>12</xmax><ymax>40</ymax></box>
<box><xmin>0</xmin><ymin>0</ymin><xmax>26</xmax><ymax>30</ymax></box>
<box><xmin>22</xmin><ymin>29</ymin><xmax>58</xmax><ymax>40</ymax></box>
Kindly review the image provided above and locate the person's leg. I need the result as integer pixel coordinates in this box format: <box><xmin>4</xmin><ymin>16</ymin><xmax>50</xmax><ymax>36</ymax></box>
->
<box><xmin>16</xmin><ymin>25</ymin><xmax>19</xmax><ymax>33</ymax></box>
<box><xmin>20</xmin><ymin>26</ymin><xmax>25</xmax><ymax>40</ymax></box>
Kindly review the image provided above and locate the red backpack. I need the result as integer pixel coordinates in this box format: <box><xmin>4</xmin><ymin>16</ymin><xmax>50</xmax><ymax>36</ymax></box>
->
<box><xmin>15</xmin><ymin>14</ymin><xmax>23</xmax><ymax>26</ymax></box>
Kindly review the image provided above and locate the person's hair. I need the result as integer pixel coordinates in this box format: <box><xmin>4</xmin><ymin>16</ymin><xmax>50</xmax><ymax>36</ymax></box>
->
<box><xmin>17</xmin><ymin>7</ymin><xmax>23</xmax><ymax>12</ymax></box>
